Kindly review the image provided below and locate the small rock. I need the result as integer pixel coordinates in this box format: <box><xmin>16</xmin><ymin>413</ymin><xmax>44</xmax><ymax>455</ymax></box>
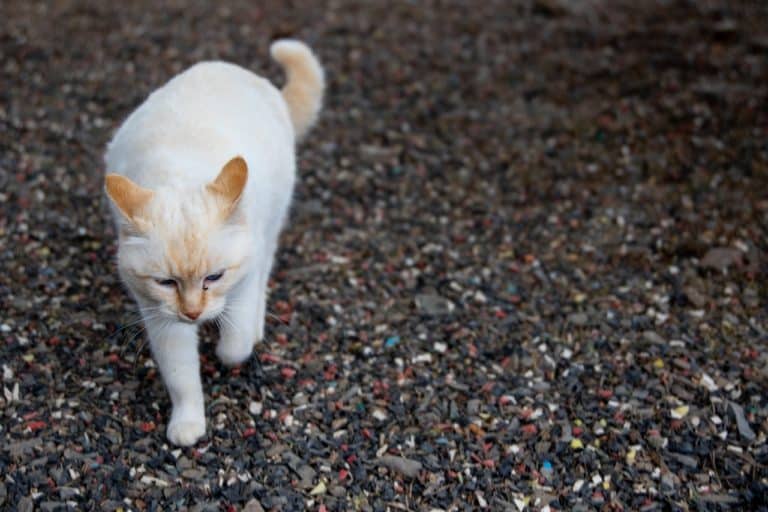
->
<box><xmin>567</xmin><ymin>312</ymin><xmax>589</xmax><ymax>326</ymax></box>
<box><xmin>40</xmin><ymin>502</ymin><xmax>65</xmax><ymax>512</ymax></box>
<box><xmin>700</xmin><ymin>247</ymin><xmax>743</xmax><ymax>272</ymax></box>
<box><xmin>181</xmin><ymin>468</ymin><xmax>206</xmax><ymax>480</ymax></box>
<box><xmin>376</xmin><ymin>455</ymin><xmax>422</xmax><ymax>478</ymax></box>
<box><xmin>249</xmin><ymin>401</ymin><xmax>263</xmax><ymax>416</ymax></box>
<box><xmin>17</xmin><ymin>498</ymin><xmax>33</xmax><ymax>512</ymax></box>
<box><xmin>243</xmin><ymin>499</ymin><xmax>265</xmax><ymax>512</ymax></box>
<box><xmin>728</xmin><ymin>401</ymin><xmax>756</xmax><ymax>441</ymax></box>
<box><xmin>58</xmin><ymin>486</ymin><xmax>79</xmax><ymax>500</ymax></box>
<box><xmin>642</xmin><ymin>331</ymin><xmax>665</xmax><ymax>345</ymax></box>
<box><xmin>296</xmin><ymin>465</ymin><xmax>317</xmax><ymax>489</ymax></box>
<box><xmin>669</xmin><ymin>452</ymin><xmax>698</xmax><ymax>469</ymax></box>
<box><xmin>670</xmin><ymin>405</ymin><xmax>689</xmax><ymax>419</ymax></box>
<box><xmin>309</xmin><ymin>481</ymin><xmax>327</xmax><ymax>496</ymax></box>
<box><xmin>415</xmin><ymin>294</ymin><xmax>455</xmax><ymax>315</ymax></box>
<box><xmin>683</xmin><ymin>286</ymin><xmax>708</xmax><ymax>308</ymax></box>
<box><xmin>359</xmin><ymin>144</ymin><xmax>400</xmax><ymax>162</ymax></box>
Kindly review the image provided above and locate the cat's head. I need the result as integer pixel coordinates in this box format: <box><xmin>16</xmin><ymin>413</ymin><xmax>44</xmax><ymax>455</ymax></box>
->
<box><xmin>105</xmin><ymin>156</ymin><xmax>253</xmax><ymax>324</ymax></box>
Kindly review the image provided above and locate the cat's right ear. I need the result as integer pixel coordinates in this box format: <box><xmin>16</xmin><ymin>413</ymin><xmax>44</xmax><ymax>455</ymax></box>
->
<box><xmin>105</xmin><ymin>174</ymin><xmax>154</xmax><ymax>228</ymax></box>
<box><xmin>206</xmin><ymin>156</ymin><xmax>248</xmax><ymax>219</ymax></box>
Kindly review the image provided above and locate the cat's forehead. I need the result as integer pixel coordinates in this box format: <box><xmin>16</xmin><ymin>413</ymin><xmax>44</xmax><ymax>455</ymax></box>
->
<box><xmin>165</xmin><ymin>231</ymin><xmax>210</xmax><ymax>279</ymax></box>
<box><xmin>144</xmin><ymin>188</ymin><xmax>219</xmax><ymax>277</ymax></box>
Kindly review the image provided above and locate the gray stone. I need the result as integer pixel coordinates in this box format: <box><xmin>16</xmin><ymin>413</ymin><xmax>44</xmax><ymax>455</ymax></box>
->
<box><xmin>669</xmin><ymin>452</ymin><xmax>698</xmax><ymax>469</ymax></box>
<box><xmin>415</xmin><ymin>294</ymin><xmax>455</xmax><ymax>316</ymax></box>
<box><xmin>729</xmin><ymin>401</ymin><xmax>756</xmax><ymax>441</ymax></box>
<box><xmin>243</xmin><ymin>499</ymin><xmax>265</xmax><ymax>512</ymax></box>
<box><xmin>683</xmin><ymin>286</ymin><xmax>708</xmax><ymax>308</ymax></box>
<box><xmin>376</xmin><ymin>455</ymin><xmax>422</xmax><ymax>478</ymax></box>
<box><xmin>642</xmin><ymin>331</ymin><xmax>665</xmax><ymax>345</ymax></box>
<box><xmin>58</xmin><ymin>487</ymin><xmax>79</xmax><ymax>500</ymax></box>
<box><xmin>567</xmin><ymin>312</ymin><xmax>588</xmax><ymax>326</ymax></box>
<box><xmin>18</xmin><ymin>497</ymin><xmax>33</xmax><ymax>512</ymax></box>
<box><xmin>700</xmin><ymin>247</ymin><xmax>743</xmax><ymax>272</ymax></box>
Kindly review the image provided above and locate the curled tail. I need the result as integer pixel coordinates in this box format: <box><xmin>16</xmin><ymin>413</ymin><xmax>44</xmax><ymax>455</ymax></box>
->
<box><xmin>270</xmin><ymin>39</ymin><xmax>325</xmax><ymax>140</ymax></box>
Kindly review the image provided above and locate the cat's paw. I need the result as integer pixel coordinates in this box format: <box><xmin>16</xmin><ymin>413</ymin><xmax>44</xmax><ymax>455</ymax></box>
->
<box><xmin>216</xmin><ymin>338</ymin><xmax>254</xmax><ymax>366</ymax></box>
<box><xmin>167</xmin><ymin>419</ymin><xmax>206</xmax><ymax>447</ymax></box>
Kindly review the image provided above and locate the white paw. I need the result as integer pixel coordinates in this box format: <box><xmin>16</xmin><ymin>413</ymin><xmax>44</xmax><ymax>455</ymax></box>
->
<box><xmin>167</xmin><ymin>419</ymin><xmax>206</xmax><ymax>447</ymax></box>
<box><xmin>216</xmin><ymin>337</ymin><xmax>254</xmax><ymax>366</ymax></box>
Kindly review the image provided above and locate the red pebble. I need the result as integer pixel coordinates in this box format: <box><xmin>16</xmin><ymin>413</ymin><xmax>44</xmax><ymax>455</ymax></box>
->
<box><xmin>242</xmin><ymin>428</ymin><xmax>257</xmax><ymax>438</ymax></box>
<box><xmin>339</xmin><ymin>469</ymin><xmax>349</xmax><ymax>481</ymax></box>
<box><xmin>140</xmin><ymin>422</ymin><xmax>156</xmax><ymax>433</ymax></box>
<box><xmin>27</xmin><ymin>421</ymin><xmax>46</xmax><ymax>431</ymax></box>
<box><xmin>281</xmin><ymin>367</ymin><xmax>296</xmax><ymax>379</ymax></box>
<box><xmin>521</xmin><ymin>424</ymin><xmax>537</xmax><ymax>435</ymax></box>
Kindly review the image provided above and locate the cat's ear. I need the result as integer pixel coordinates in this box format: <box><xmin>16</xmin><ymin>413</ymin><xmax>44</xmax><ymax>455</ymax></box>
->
<box><xmin>207</xmin><ymin>156</ymin><xmax>248</xmax><ymax>218</ymax></box>
<box><xmin>105</xmin><ymin>174</ymin><xmax>154</xmax><ymax>225</ymax></box>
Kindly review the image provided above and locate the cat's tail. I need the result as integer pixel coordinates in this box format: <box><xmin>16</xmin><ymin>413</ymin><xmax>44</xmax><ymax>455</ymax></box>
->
<box><xmin>270</xmin><ymin>39</ymin><xmax>325</xmax><ymax>140</ymax></box>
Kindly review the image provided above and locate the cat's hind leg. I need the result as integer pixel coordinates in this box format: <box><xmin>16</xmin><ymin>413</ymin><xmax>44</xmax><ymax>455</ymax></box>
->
<box><xmin>216</xmin><ymin>270</ymin><xmax>266</xmax><ymax>366</ymax></box>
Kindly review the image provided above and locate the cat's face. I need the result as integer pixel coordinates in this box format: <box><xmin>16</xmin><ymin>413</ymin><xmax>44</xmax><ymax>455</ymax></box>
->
<box><xmin>106</xmin><ymin>157</ymin><xmax>252</xmax><ymax>324</ymax></box>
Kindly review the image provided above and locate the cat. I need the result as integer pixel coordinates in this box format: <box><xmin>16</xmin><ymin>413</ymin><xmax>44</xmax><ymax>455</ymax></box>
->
<box><xmin>103</xmin><ymin>40</ymin><xmax>324</xmax><ymax>446</ymax></box>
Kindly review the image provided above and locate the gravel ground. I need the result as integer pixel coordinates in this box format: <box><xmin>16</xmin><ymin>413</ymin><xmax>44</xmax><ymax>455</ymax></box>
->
<box><xmin>2</xmin><ymin>1</ymin><xmax>768</xmax><ymax>510</ymax></box>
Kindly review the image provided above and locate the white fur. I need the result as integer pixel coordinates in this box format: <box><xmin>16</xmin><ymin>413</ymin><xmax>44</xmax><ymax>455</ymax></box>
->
<box><xmin>105</xmin><ymin>40</ymin><xmax>323</xmax><ymax>446</ymax></box>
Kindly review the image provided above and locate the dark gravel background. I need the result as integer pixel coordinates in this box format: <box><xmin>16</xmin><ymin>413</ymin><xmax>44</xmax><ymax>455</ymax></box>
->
<box><xmin>2</xmin><ymin>1</ymin><xmax>767</xmax><ymax>510</ymax></box>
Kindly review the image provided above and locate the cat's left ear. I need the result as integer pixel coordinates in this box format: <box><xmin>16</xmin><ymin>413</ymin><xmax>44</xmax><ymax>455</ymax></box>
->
<box><xmin>207</xmin><ymin>156</ymin><xmax>248</xmax><ymax>218</ymax></box>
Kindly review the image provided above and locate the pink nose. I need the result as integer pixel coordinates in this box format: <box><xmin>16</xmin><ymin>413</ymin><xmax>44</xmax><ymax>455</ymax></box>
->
<box><xmin>183</xmin><ymin>310</ymin><xmax>202</xmax><ymax>320</ymax></box>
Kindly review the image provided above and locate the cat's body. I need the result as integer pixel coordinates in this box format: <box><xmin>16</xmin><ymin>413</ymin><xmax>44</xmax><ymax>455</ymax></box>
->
<box><xmin>104</xmin><ymin>40</ymin><xmax>324</xmax><ymax>446</ymax></box>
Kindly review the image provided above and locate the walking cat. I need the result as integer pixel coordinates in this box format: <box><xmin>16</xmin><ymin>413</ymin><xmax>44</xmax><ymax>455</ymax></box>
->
<box><xmin>104</xmin><ymin>40</ymin><xmax>324</xmax><ymax>446</ymax></box>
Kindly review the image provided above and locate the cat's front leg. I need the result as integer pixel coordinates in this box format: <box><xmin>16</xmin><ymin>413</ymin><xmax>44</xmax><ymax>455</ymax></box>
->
<box><xmin>216</xmin><ymin>270</ymin><xmax>265</xmax><ymax>366</ymax></box>
<box><xmin>146</xmin><ymin>317</ymin><xmax>206</xmax><ymax>446</ymax></box>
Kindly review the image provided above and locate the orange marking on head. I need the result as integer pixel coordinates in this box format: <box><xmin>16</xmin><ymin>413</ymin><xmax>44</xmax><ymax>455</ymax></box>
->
<box><xmin>105</xmin><ymin>174</ymin><xmax>154</xmax><ymax>223</ymax></box>
<box><xmin>206</xmin><ymin>156</ymin><xmax>248</xmax><ymax>219</ymax></box>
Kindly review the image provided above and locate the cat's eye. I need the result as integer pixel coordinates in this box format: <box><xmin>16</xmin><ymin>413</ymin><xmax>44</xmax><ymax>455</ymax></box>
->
<box><xmin>155</xmin><ymin>278</ymin><xmax>177</xmax><ymax>287</ymax></box>
<box><xmin>204</xmin><ymin>272</ymin><xmax>224</xmax><ymax>283</ymax></box>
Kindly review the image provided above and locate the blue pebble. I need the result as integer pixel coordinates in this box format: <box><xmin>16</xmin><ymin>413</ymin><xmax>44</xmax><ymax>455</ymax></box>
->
<box><xmin>385</xmin><ymin>336</ymin><xmax>400</xmax><ymax>347</ymax></box>
<box><xmin>542</xmin><ymin>460</ymin><xmax>553</xmax><ymax>472</ymax></box>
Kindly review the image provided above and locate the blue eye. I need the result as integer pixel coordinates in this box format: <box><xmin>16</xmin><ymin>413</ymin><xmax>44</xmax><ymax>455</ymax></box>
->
<box><xmin>156</xmin><ymin>278</ymin><xmax>177</xmax><ymax>287</ymax></box>
<box><xmin>204</xmin><ymin>272</ymin><xmax>224</xmax><ymax>282</ymax></box>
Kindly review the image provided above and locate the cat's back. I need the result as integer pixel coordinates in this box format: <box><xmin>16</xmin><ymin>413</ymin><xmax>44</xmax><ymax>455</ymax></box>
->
<box><xmin>105</xmin><ymin>61</ymin><xmax>292</xmax><ymax>187</ymax></box>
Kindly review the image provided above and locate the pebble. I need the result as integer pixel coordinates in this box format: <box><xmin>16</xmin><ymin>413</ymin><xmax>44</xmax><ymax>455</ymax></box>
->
<box><xmin>248</xmin><ymin>401</ymin><xmax>263</xmax><ymax>416</ymax></box>
<box><xmin>376</xmin><ymin>455</ymin><xmax>422</xmax><ymax>478</ymax></box>
<box><xmin>415</xmin><ymin>294</ymin><xmax>455</xmax><ymax>315</ymax></box>
<box><xmin>567</xmin><ymin>312</ymin><xmax>589</xmax><ymax>326</ymax></box>
<box><xmin>700</xmin><ymin>247</ymin><xmax>743</xmax><ymax>271</ymax></box>
<box><xmin>728</xmin><ymin>401</ymin><xmax>756</xmax><ymax>441</ymax></box>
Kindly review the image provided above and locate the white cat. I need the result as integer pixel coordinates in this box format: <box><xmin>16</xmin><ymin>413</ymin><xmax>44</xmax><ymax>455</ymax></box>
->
<box><xmin>104</xmin><ymin>40</ymin><xmax>324</xmax><ymax>446</ymax></box>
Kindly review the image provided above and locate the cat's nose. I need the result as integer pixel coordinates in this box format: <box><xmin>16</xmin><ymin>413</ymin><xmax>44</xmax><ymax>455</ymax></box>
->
<box><xmin>183</xmin><ymin>310</ymin><xmax>202</xmax><ymax>321</ymax></box>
